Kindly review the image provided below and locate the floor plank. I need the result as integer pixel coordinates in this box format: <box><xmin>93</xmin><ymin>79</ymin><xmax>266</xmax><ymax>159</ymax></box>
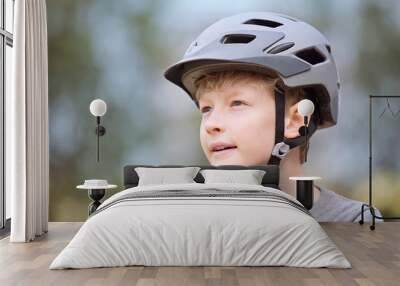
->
<box><xmin>0</xmin><ymin>222</ymin><xmax>399</xmax><ymax>286</ymax></box>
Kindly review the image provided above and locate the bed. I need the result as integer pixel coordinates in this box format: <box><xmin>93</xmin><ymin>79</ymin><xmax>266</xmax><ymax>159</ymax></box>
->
<box><xmin>49</xmin><ymin>164</ymin><xmax>351</xmax><ymax>269</ymax></box>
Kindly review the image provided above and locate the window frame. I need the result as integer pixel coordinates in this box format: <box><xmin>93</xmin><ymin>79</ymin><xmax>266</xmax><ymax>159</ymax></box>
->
<box><xmin>0</xmin><ymin>0</ymin><xmax>14</xmax><ymax>232</ymax></box>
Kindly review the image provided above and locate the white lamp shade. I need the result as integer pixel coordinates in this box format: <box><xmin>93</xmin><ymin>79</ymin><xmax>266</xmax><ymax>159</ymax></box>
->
<box><xmin>297</xmin><ymin>99</ymin><xmax>314</xmax><ymax>117</ymax></box>
<box><xmin>89</xmin><ymin>99</ymin><xmax>107</xmax><ymax>117</ymax></box>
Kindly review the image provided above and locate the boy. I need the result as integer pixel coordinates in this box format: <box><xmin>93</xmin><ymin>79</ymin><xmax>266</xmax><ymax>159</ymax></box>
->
<box><xmin>164</xmin><ymin>12</ymin><xmax>381</xmax><ymax>222</ymax></box>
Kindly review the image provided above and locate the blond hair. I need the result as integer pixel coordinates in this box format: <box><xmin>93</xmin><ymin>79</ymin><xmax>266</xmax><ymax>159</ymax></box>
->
<box><xmin>194</xmin><ymin>70</ymin><xmax>308</xmax><ymax>164</ymax></box>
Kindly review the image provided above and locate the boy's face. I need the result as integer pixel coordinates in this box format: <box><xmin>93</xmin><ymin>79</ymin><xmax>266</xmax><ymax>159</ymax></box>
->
<box><xmin>198</xmin><ymin>82</ymin><xmax>276</xmax><ymax>166</ymax></box>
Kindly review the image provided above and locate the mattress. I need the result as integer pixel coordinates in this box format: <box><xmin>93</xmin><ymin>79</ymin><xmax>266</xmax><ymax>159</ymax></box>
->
<box><xmin>50</xmin><ymin>183</ymin><xmax>351</xmax><ymax>269</ymax></box>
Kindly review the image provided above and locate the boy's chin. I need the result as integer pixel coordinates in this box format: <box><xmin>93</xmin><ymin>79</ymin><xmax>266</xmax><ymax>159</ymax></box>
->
<box><xmin>209</xmin><ymin>156</ymin><xmax>268</xmax><ymax>166</ymax></box>
<box><xmin>209</xmin><ymin>157</ymin><xmax>247</xmax><ymax>166</ymax></box>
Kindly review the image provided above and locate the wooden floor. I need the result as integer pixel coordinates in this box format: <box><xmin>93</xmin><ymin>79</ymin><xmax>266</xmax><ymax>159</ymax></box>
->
<box><xmin>0</xmin><ymin>222</ymin><xmax>399</xmax><ymax>286</ymax></box>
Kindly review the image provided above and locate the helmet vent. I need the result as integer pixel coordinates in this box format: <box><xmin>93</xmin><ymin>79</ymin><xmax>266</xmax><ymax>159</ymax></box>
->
<box><xmin>221</xmin><ymin>34</ymin><xmax>256</xmax><ymax>44</ymax></box>
<box><xmin>326</xmin><ymin>45</ymin><xmax>331</xmax><ymax>54</ymax></box>
<box><xmin>243</xmin><ymin>19</ymin><xmax>283</xmax><ymax>28</ymax></box>
<box><xmin>265</xmin><ymin>42</ymin><xmax>295</xmax><ymax>54</ymax></box>
<box><xmin>295</xmin><ymin>47</ymin><xmax>326</xmax><ymax>65</ymax></box>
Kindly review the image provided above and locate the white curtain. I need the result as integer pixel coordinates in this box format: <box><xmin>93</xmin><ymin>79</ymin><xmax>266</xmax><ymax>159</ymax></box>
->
<box><xmin>7</xmin><ymin>0</ymin><xmax>49</xmax><ymax>242</ymax></box>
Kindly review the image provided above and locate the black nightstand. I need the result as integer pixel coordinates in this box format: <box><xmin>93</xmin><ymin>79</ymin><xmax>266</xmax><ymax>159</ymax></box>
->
<box><xmin>289</xmin><ymin>176</ymin><xmax>321</xmax><ymax>210</ymax></box>
<box><xmin>77</xmin><ymin>180</ymin><xmax>117</xmax><ymax>215</ymax></box>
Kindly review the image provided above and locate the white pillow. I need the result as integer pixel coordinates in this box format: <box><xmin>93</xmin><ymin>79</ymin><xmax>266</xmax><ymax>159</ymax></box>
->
<box><xmin>200</xmin><ymin>169</ymin><xmax>266</xmax><ymax>185</ymax></box>
<box><xmin>135</xmin><ymin>167</ymin><xmax>201</xmax><ymax>186</ymax></box>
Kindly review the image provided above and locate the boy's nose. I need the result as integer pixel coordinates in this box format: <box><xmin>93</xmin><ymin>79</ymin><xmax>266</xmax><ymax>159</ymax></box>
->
<box><xmin>204</xmin><ymin>111</ymin><xmax>225</xmax><ymax>134</ymax></box>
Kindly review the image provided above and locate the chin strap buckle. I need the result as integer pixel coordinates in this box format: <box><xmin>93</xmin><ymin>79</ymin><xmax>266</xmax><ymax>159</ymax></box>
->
<box><xmin>271</xmin><ymin>142</ymin><xmax>290</xmax><ymax>160</ymax></box>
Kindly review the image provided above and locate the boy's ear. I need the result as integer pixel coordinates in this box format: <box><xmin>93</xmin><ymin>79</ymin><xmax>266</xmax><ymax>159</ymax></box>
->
<box><xmin>284</xmin><ymin>101</ymin><xmax>306</xmax><ymax>139</ymax></box>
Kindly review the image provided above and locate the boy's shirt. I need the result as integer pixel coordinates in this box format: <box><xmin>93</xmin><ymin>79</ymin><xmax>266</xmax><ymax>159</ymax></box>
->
<box><xmin>309</xmin><ymin>185</ymin><xmax>383</xmax><ymax>222</ymax></box>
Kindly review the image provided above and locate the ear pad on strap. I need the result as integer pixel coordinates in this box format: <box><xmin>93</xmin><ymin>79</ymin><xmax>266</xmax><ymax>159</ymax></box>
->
<box><xmin>298</xmin><ymin>126</ymin><xmax>308</xmax><ymax>136</ymax></box>
<box><xmin>285</xmin><ymin>116</ymin><xmax>318</xmax><ymax>148</ymax></box>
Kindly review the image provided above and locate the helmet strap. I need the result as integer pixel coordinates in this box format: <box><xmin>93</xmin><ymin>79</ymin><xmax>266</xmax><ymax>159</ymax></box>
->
<box><xmin>268</xmin><ymin>88</ymin><xmax>286</xmax><ymax>165</ymax></box>
<box><xmin>267</xmin><ymin>88</ymin><xmax>318</xmax><ymax>165</ymax></box>
<box><xmin>284</xmin><ymin>118</ymin><xmax>317</xmax><ymax>149</ymax></box>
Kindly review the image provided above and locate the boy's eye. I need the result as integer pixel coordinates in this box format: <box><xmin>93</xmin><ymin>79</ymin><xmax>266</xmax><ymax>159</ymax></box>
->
<box><xmin>200</xmin><ymin>106</ymin><xmax>211</xmax><ymax>113</ymax></box>
<box><xmin>231</xmin><ymin>100</ymin><xmax>244</xmax><ymax>106</ymax></box>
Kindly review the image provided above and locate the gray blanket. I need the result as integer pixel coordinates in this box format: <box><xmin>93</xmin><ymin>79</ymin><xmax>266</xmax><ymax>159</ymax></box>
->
<box><xmin>91</xmin><ymin>188</ymin><xmax>311</xmax><ymax>217</ymax></box>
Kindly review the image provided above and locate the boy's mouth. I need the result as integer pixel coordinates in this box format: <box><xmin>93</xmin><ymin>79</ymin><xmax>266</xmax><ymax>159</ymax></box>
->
<box><xmin>209</xmin><ymin>142</ymin><xmax>237</xmax><ymax>153</ymax></box>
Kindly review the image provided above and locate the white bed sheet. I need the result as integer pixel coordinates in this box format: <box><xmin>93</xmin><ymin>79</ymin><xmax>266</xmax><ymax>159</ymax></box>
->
<box><xmin>50</xmin><ymin>183</ymin><xmax>351</xmax><ymax>269</ymax></box>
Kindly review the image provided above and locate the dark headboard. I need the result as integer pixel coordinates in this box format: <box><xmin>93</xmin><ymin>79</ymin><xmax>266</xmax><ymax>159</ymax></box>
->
<box><xmin>123</xmin><ymin>165</ymin><xmax>280</xmax><ymax>189</ymax></box>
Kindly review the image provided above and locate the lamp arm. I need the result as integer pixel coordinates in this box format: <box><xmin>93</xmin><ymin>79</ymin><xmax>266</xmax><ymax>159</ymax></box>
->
<box><xmin>97</xmin><ymin>117</ymin><xmax>100</xmax><ymax>162</ymax></box>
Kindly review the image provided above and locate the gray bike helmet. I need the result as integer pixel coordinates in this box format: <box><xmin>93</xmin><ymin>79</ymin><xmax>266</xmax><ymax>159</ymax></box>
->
<box><xmin>164</xmin><ymin>12</ymin><xmax>340</xmax><ymax>165</ymax></box>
